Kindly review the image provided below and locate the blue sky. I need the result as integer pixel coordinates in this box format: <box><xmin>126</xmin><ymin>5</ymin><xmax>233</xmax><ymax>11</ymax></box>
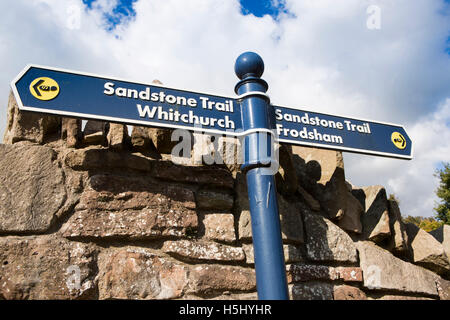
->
<box><xmin>83</xmin><ymin>0</ymin><xmax>138</xmax><ymax>30</ymax></box>
<box><xmin>239</xmin><ymin>0</ymin><xmax>292</xmax><ymax>19</ymax></box>
<box><xmin>83</xmin><ymin>0</ymin><xmax>293</xmax><ymax>30</ymax></box>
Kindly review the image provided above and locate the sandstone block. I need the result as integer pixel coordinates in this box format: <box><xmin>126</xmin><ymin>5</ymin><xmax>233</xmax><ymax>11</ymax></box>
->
<box><xmin>98</xmin><ymin>248</ymin><xmax>188</xmax><ymax>299</ymax></box>
<box><xmin>333</xmin><ymin>285</ymin><xmax>367</xmax><ymax>300</ymax></box>
<box><xmin>200</xmin><ymin>213</ymin><xmax>236</xmax><ymax>243</ymax></box>
<box><xmin>107</xmin><ymin>123</ymin><xmax>130</xmax><ymax>150</ymax></box>
<box><xmin>303</xmin><ymin>212</ymin><xmax>358</xmax><ymax>263</ymax></box>
<box><xmin>289</xmin><ymin>282</ymin><xmax>334</xmax><ymax>300</ymax></box>
<box><xmin>162</xmin><ymin>240</ymin><xmax>245</xmax><ymax>262</ymax></box>
<box><xmin>386</xmin><ymin>199</ymin><xmax>409</xmax><ymax>255</ymax></box>
<box><xmin>3</xmin><ymin>91</ymin><xmax>60</xmax><ymax>145</ymax></box>
<box><xmin>360</xmin><ymin>186</ymin><xmax>391</xmax><ymax>243</ymax></box>
<box><xmin>189</xmin><ymin>265</ymin><xmax>256</xmax><ymax>294</ymax></box>
<box><xmin>61</xmin><ymin>174</ymin><xmax>197</xmax><ymax>239</ymax></box>
<box><xmin>435</xmin><ymin>277</ymin><xmax>450</xmax><ymax>300</ymax></box>
<box><xmin>0</xmin><ymin>144</ymin><xmax>66</xmax><ymax>232</ymax></box>
<box><xmin>287</xmin><ymin>265</ymin><xmax>333</xmax><ymax>283</ymax></box>
<box><xmin>430</xmin><ymin>225</ymin><xmax>450</xmax><ymax>262</ymax></box>
<box><xmin>286</xmin><ymin>264</ymin><xmax>362</xmax><ymax>283</ymax></box>
<box><xmin>0</xmin><ymin>235</ymin><xmax>98</xmax><ymax>299</ymax></box>
<box><xmin>61</xmin><ymin>118</ymin><xmax>82</xmax><ymax>148</ymax></box>
<box><xmin>405</xmin><ymin>223</ymin><xmax>450</xmax><ymax>276</ymax></box>
<box><xmin>356</xmin><ymin>241</ymin><xmax>439</xmax><ymax>296</ymax></box>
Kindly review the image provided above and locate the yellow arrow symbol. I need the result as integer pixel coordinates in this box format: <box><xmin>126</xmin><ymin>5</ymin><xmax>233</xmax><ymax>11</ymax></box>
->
<box><xmin>391</xmin><ymin>132</ymin><xmax>406</xmax><ymax>150</ymax></box>
<box><xmin>29</xmin><ymin>77</ymin><xmax>60</xmax><ymax>101</ymax></box>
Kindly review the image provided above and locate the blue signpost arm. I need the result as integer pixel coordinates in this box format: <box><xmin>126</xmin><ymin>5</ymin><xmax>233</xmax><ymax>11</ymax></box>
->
<box><xmin>234</xmin><ymin>52</ymin><xmax>289</xmax><ymax>300</ymax></box>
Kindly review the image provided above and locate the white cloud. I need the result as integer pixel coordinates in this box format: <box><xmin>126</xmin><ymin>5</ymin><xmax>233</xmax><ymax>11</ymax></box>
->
<box><xmin>0</xmin><ymin>0</ymin><xmax>449</xmax><ymax>217</ymax></box>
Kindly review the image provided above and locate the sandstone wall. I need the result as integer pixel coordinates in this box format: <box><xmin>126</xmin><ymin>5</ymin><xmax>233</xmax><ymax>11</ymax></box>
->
<box><xmin>1</xmin><ymin>91</ymin><xmax>449</xmax><ymax>300</ymax></box>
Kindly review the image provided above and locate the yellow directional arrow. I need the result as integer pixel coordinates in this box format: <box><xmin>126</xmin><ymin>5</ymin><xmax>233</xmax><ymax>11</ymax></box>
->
<box><xmin>391</xmin><ymin>132</ymin><xmax>406</xmax><ymax>150</ymax></box>
<box><xmin>29</xmin><ymin>77</ymin><xmax>60</xmax><ymax>101</ymax></box>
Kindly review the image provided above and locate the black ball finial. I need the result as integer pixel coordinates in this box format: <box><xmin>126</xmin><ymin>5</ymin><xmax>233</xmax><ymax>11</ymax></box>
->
<box><xmin>235</xmin><ymin>52</ymin><xmax>264</xmax><ymax>80</ymax></box>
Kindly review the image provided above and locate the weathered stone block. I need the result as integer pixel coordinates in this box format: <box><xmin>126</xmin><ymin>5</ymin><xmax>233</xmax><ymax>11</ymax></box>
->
<box><xmin>360</xmin><ymin>186</ymin><xmax>391</xmax><ymax>243</ymax></box>
<box><xmin>333</xmin><ymin>285</ymin><xmax>367</xmax><ymax>300</ymax></box>
<box><xmin>61</xmin><ymin>174</ymin><xmax>197</xmax><ymax>239</ymax></box>
<box><xmin>189</xmin><ymin>265</ymin><xmax>256</xmax><ymax>294</ymax></box>
<box><xmin>162</xmin><ymin>240</ymin><xmax>245</xmax><ymax>262</ymax></box>
<box><xmin>386</xmin><ymin>199</ymin><xmax>409</xmax><ymax>255</ymax></box>
<box><xmin>286</xmin><ymin>264</ymin><xmax>362</xmax><ymax>283</ymax></box>
<box><xmin>61</xmin><ymin>118</ymin><xmax>82</xmax><ymax>148</ymax></box>
<box><xmin>107</xmin><ymin>123</ymin><xmax>130</xmax><ymax>150</ymax></box>
<box><xmin>356</xmin><ymin>241</ymin><xmax>439</xmax><ymax>296</ymax></box>
<box><xmin>303</xmin><ymin>212</ymin><xmax>358</xmax><ymax>263</ymax></box>
<box><xmin>192</xmin><ymin>133</ymin><xmax>216</xmax><ymax>165</ymax></box>
<box><xmin>0</xmin><ymin>235</ymin><xmax>98</xmax><ymax>299</ymax></box>
<box><xmin>98</xmin><ymin>248</ymin><xmax>188</xmax><ymax>299</ymax></box>
<box><xmin>3</xmin><ymin>91</ymin><xmax>61</xmax><ymax>145</ymax></box>
<box><xmin>289</xmin><ymin>282</ymin><xmax>334</xmax><ymax>300</ymax></box>
<box><xmin>436</xmin><ymin>277</ymin><xmax>450</xmax><ymax>300</ymax></box>
<box><xmin>405</xmin><ymin>223</ymin><xmax>450</xmax><ymax>276</ymax></box>
<box><xmin>0</xmin><ymin>144</ymin><xmax>66</xmax><ymax>233</ymax></box>
<box><xmin>430</xmin><ymin>225</ymin><xmax>450</xmax><ymax>263</ymax></box>
<box><xmin>200</xmin><ymin>213</ymin><xmax>236</xmax><ymax>243</ymax></box>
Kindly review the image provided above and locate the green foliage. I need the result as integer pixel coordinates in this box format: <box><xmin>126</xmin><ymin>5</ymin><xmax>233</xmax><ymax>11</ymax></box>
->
<box><xmin>419</xmin><ymin>218</ymin><xmax>444</xmax><ymax>232</ymax></box>
<box><xmin>402</xmin><ymin>215</ymin><xmax>443</xmax><ymax>232</ymax></box>
<box><xmin>434</xmin><ymin>162</ymin><xmax>450</xmax><ymax>225</ymax></box>
<box><xmin>403</xmin><ymin>215</ymin><xmax>422</xmax><ymax>226</ymax></box>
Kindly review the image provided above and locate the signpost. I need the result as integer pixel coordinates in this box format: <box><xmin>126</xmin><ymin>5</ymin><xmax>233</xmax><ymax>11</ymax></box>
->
<box><xmin>11</xmin><ymin>52</ymin><xmax>413</xmax><ymax>300</ymax></box>
<box><xmin>11</xmin><ymin>63</ymin><xmax>413</xmax><ymax>160</ymax></box>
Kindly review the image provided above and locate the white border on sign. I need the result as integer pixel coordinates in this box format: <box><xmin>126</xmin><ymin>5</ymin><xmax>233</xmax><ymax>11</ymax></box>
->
<box><xmin>10</xmin><ymin>64</ymin><xmax>413</xmax><ymax>160</ymax></box>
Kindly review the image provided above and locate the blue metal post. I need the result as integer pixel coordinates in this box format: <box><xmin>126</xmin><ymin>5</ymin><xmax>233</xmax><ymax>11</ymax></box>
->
<box><xmin>234</xmin><ymin>52</ymin><xmax>289</xmax><ymax>300</ymax></box>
